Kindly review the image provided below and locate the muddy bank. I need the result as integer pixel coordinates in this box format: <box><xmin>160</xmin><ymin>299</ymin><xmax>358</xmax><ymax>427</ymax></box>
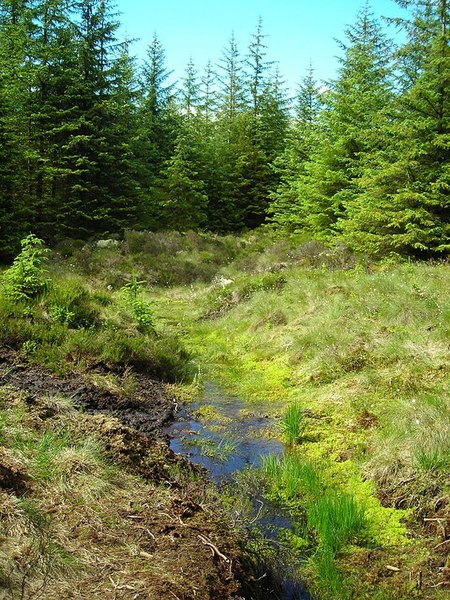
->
<box><xmin>0</xmin><ymin>349</ymin><xmax>175</xmax><ymax>439</ymax></box>
<box><xmin>0</xmin><ymin>348</ymin><xmax>258</xmax><ymax>600</ymax></box>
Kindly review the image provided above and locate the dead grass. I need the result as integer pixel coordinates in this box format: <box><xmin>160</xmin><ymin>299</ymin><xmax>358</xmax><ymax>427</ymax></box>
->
<box><xmin>0</xmin><ymin>380</ymin><xmax>247</xmax><ymax>600</ymax></box>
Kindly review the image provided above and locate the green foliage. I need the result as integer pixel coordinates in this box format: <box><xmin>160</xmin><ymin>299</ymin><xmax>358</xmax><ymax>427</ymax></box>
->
<box><xmin>49</xmin><ymin>304</ymin><xmax>76</xmax><ymax>326</ymax></box>
<box><xmin>308</xmin><ymin>492</ymin><xmax>366</xmax><ymax>553</ymax></box>
<box><xmin>262</xmin><ymin>454</ymin><xmax>321</xmax><ymax>501</ymax></box>
<box><xmin>45</xmin><ymin>277</ymin><xmax>101</xmax><ymax>329</ymax></box>
<box><xmin>2</xmin><ymin>235</ymin><xmax>50</xmax><ymax>301</ymax></box>
<box><xmin>311</xmin><ymin>549</ymin><xmax>347</xmax><ymax>599</ymax></box>
<box><xmin>120</xmin><ymin>277</ymin><xmax>154</xmax><ymax>333</ymax></box>
<box><xmin>281</xmin><ymin>403</ymin><xmax>307</xmax><ymax>444</ymax></box>
<box><xmin>340</xmin><ymin>0</ymin><xmax>450</xmax><ymax>257</ymax></box>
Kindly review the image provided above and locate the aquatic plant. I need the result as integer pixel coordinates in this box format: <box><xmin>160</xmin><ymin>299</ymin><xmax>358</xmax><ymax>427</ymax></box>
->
<box><xmin>281</xmin><ymin>402</ymin><xmax>306</xmax><ymax>444</ymax></box>
<box><xmin>308</xmin><ymin>492</ymin><xmax>366</xmax><ymax>554</ymax></box>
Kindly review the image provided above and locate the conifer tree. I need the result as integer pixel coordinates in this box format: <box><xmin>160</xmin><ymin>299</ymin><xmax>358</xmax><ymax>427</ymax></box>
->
<box><xmin>289</xmin><ymin>4</ymin><xmax>393</xmax><ymax>239</ymax></box>
<box><xmin>217</xmin><ymin>32</ymin><xmax>247</xmax><ymax>127</ymax></box>
<box><xmin>268</xmin><ymin>66</ymin><xmax>323</xmax><ymax>230</ymax></box>
<box><xmin>246</xmin><ymin>16</ymin><xmax>273</xmax><ymax>116</ymax></box>
<box><xmin>341</xmin><ymin>0</ymin><xmax>450</xmax><ymax>256</ymax></box>
<box><xmin>0</xmin><ymin>0</ymin><xmax>36</xmax><ymax>253</ymax></box>
<box><xmin>55</xmin><ymin>0</ymin><xmax>141</xmax><ymax>236</ymax></box>
<box><xmin>232</xmin><ymin>19</ymin><xmax>287</xmax><ymax>228</ymax></box>
<box><xmin>160</xmin><ymin>130</ymin><xmax>208</xmax><ymax>230</ymax></box>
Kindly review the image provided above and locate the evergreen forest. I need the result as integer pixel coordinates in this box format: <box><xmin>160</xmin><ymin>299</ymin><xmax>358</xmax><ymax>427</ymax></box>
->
<box><xmin>0</xmin><ymin>0</ymin><xmax>449</xmax><ymax>261</ymax></box>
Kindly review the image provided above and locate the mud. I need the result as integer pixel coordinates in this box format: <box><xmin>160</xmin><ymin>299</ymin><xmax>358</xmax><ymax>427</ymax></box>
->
<box><xmin>0</xmin><ymin>348</ymin><xmax>255</xmax><ymax>600</ymax></box>
<box><xmin>0</xmin><ymin>349</ymin><xmax>175</xmax><ymax>439</ymax></box>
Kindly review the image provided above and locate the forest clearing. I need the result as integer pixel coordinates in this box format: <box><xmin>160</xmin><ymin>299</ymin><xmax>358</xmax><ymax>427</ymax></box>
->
<box><xmin>0</xmin><ymin>232</ymin><xmax>448</xmax><ymax>599</ymax></box>
<box><xmin>1</xmin><ymin>0</ymin><xmax>449</xmax><ymax>597</ymax></box>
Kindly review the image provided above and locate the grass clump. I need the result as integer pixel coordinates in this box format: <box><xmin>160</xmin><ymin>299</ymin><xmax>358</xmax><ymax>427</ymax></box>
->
<box><xmin>308</xmin><ymin>492</ymin><xmax>366</xmax><ymax>554</ymax></box>
<box><xmin>262</xmin><ymin>453</ymin><xmax>321</xmax><ymax>502</ymax></box>
<box><xmin>281</xmin><ymin>403</ymin><xmax>307</xmax><ymax>445</ymax></box>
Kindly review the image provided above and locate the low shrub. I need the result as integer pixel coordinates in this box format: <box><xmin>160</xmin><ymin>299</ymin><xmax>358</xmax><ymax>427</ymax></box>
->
<box><xmin>120</xmin><ymin>277</ymin><xmax>154</xmax><ymax>333</ymax></box>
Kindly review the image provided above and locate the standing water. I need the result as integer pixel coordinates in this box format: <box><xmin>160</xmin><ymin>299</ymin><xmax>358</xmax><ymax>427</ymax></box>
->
<box><xmin>166</xmin><ymin>382</ymin><xmax>311</xmax><ymax>600</ymax></box>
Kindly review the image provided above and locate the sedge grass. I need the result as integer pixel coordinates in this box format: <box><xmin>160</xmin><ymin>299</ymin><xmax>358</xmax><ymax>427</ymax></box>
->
<box><xmin>307</xmin><ymin>492</ymin><xmax>366</xmax><ymax>554</ymax></box>
<box><xmin>281</xmin><ymin>402</ymin><xmax>306</xmax><ymax>444</ymax></box>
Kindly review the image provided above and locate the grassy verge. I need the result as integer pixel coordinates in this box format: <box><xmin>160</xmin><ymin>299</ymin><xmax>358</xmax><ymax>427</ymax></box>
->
<box><xmin>0</xmin><ymin>235</ymin><xmax>250</xmax><ymax>599</ymax></box>
<box><xmin>149</xmin><ymin>235</ymin><xmax>449</xmax><ymax>599</ymax></box>
<box><xmin>3</xmin><ymin>231</ymin><xmax>447</xmax><ymax>598</ymax></box>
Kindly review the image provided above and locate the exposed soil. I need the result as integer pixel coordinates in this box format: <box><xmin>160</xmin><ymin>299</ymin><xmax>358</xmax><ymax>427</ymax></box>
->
<box><xmin>0</xmin><ymin>348</ymin><xmax>254</xmax><ymax>600</ymax></box>
<box><xmin>0</xmin><ymin>349</ymin><xmax>174</xmax><ymax>439</ymax></box>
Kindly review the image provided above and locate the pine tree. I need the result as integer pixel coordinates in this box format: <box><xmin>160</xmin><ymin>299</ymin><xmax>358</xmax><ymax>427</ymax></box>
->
<box><xmin>0</xmin><ymin>71</ymin><xmax>21</xmax><ymax>258</ymax></box>
<box><xmin>180</xmin><ymin>57</ymin><xmax>200</xmax><ymax>117</ymax></box>
<box><xmin>246</xmin><ymin>16</ymin><xmax>273</xmax><ymax>116</ymax></box>
<box><xmin>232</xmin><ymin>19</ymin><xmax>287</xmax><ymax>228</ymax></box>
<box><xmin>268</xmin><ymin>66</ymin><xmax>323</xmax><ymax>231</ymax></box>
<box><xmin>160</xmin><ymin>130</ymin><xmax>208</xmax><ymax>230</ymax></box>
<box><xmin>0</xmin><ymin>0</ymin><xmax>36</xmax><ymax>254</ymax></box>
<box><xmin>137</xmin><ymin>33</ymin><xmax>179</xmax><ymax>228</ymax></box>
<box><xmin>217</xmin><ymin>32</ymin><xmax>247</xmax><ymax>128</ymax></box>
<box><xmin>199</xmin><ymin>60</ymin><xmax>217</xmax><ymax>119</ymax></box>
<box><xmin>55</xmin><ymin>0</ymin><xmax>141</xmax><ymax>237</ymax></box>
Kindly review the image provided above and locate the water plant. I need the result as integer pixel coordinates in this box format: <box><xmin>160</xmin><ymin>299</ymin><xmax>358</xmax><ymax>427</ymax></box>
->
<box><xmin>281</xmin><ymin>402</ymin><xmax>306</xmax><ymax>444</ymax></box>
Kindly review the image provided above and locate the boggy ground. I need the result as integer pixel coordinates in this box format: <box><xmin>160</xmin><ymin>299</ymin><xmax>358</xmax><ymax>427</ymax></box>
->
<box><xmin>0</xmin><ymin>348</ymin><xmax>251</xmax><ymax>600</ymax></box>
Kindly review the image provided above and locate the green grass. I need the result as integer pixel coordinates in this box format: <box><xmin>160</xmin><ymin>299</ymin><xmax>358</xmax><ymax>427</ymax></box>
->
<box><xmin>262</xmin><ymin>453</ymin><xmax>322</xmax><ymax>501</ymax></box>
<box><xmin>0</xmin><ymin>265</ymin><xmax>190</xmax><ymax>381</ymax></box>
<box><xmin>308</xmin><ymin>492</ymin><xmax>366</xmax><ymax>554</ymax></box>
<box><xmin>3</xmin><ymin>232</ymin><xmax>447</xmax><ymax>599</ymax></box>
<box><xmin>311</xmin><ymin>549</ymin><xmax>348</xmax><ymax>599</ymax></box>
<box><xmin>149</xmin><ymin>236</ymin><xmax>449</xmax><ymax>598</ymax></box>
<box><xmin>281</xmin><ymin>402</ymin><xmax>307</xmax><ymax>444</ymax></box>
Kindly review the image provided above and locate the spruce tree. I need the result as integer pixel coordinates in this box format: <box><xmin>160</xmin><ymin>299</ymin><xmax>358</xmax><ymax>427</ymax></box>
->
<box><xmin>341</xmin><ymin>0</ymin><xmax>450</xmax><ymax>256</ymax></box>
<box><xmin>57</xmin><ymin>0</ymin><xmax>141</xmax><ymax>237</ymax></box>
<box><xmin>268</xmin><ymin>66</ymin><xmax>323</xmax><ymax>231</ymax></box>
<box><xmin>160</xmin><ymin>130</ymin><xmax>208</xmax><ymax>230</ymax></box>
<box><xmin>290</xmin><ymin>4</ymin><xmax>393</xmax><ymax>239</ymax></box>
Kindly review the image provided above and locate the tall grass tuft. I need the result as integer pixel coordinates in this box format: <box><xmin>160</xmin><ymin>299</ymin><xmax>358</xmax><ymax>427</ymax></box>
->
<box><xmin>281</xmin><ymin>403</ymin><xmax>306</xmax><ymax>445</ymax></box>
<box><xmin>308</xmin><ymin>492</ymin><xmax>366</xmax><ymax>554</ymax></box>
<box><xmin>262</xmin><ymin>453</ymin><xmax>321</xmax><ymax>500</ymax></box>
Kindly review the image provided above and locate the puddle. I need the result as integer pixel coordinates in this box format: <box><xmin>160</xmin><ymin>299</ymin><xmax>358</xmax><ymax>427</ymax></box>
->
<box><xmin>166</xmin><ymin>382</ymin><xmax>311</xmax><ymax>600</ymax></box>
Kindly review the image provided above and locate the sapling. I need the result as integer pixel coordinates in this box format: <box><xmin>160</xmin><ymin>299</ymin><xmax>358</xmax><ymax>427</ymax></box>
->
<box><xmin>2</xmin><ymin>235</ymin><xmax>50</xmax><ymax>301</ymax></box>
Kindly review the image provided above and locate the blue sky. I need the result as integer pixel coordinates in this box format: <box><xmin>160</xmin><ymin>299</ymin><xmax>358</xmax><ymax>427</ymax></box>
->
<box><xmin>114</xmin><ymin>0</ymin><xmax>407</xmax><ymax>91</ymax></box>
